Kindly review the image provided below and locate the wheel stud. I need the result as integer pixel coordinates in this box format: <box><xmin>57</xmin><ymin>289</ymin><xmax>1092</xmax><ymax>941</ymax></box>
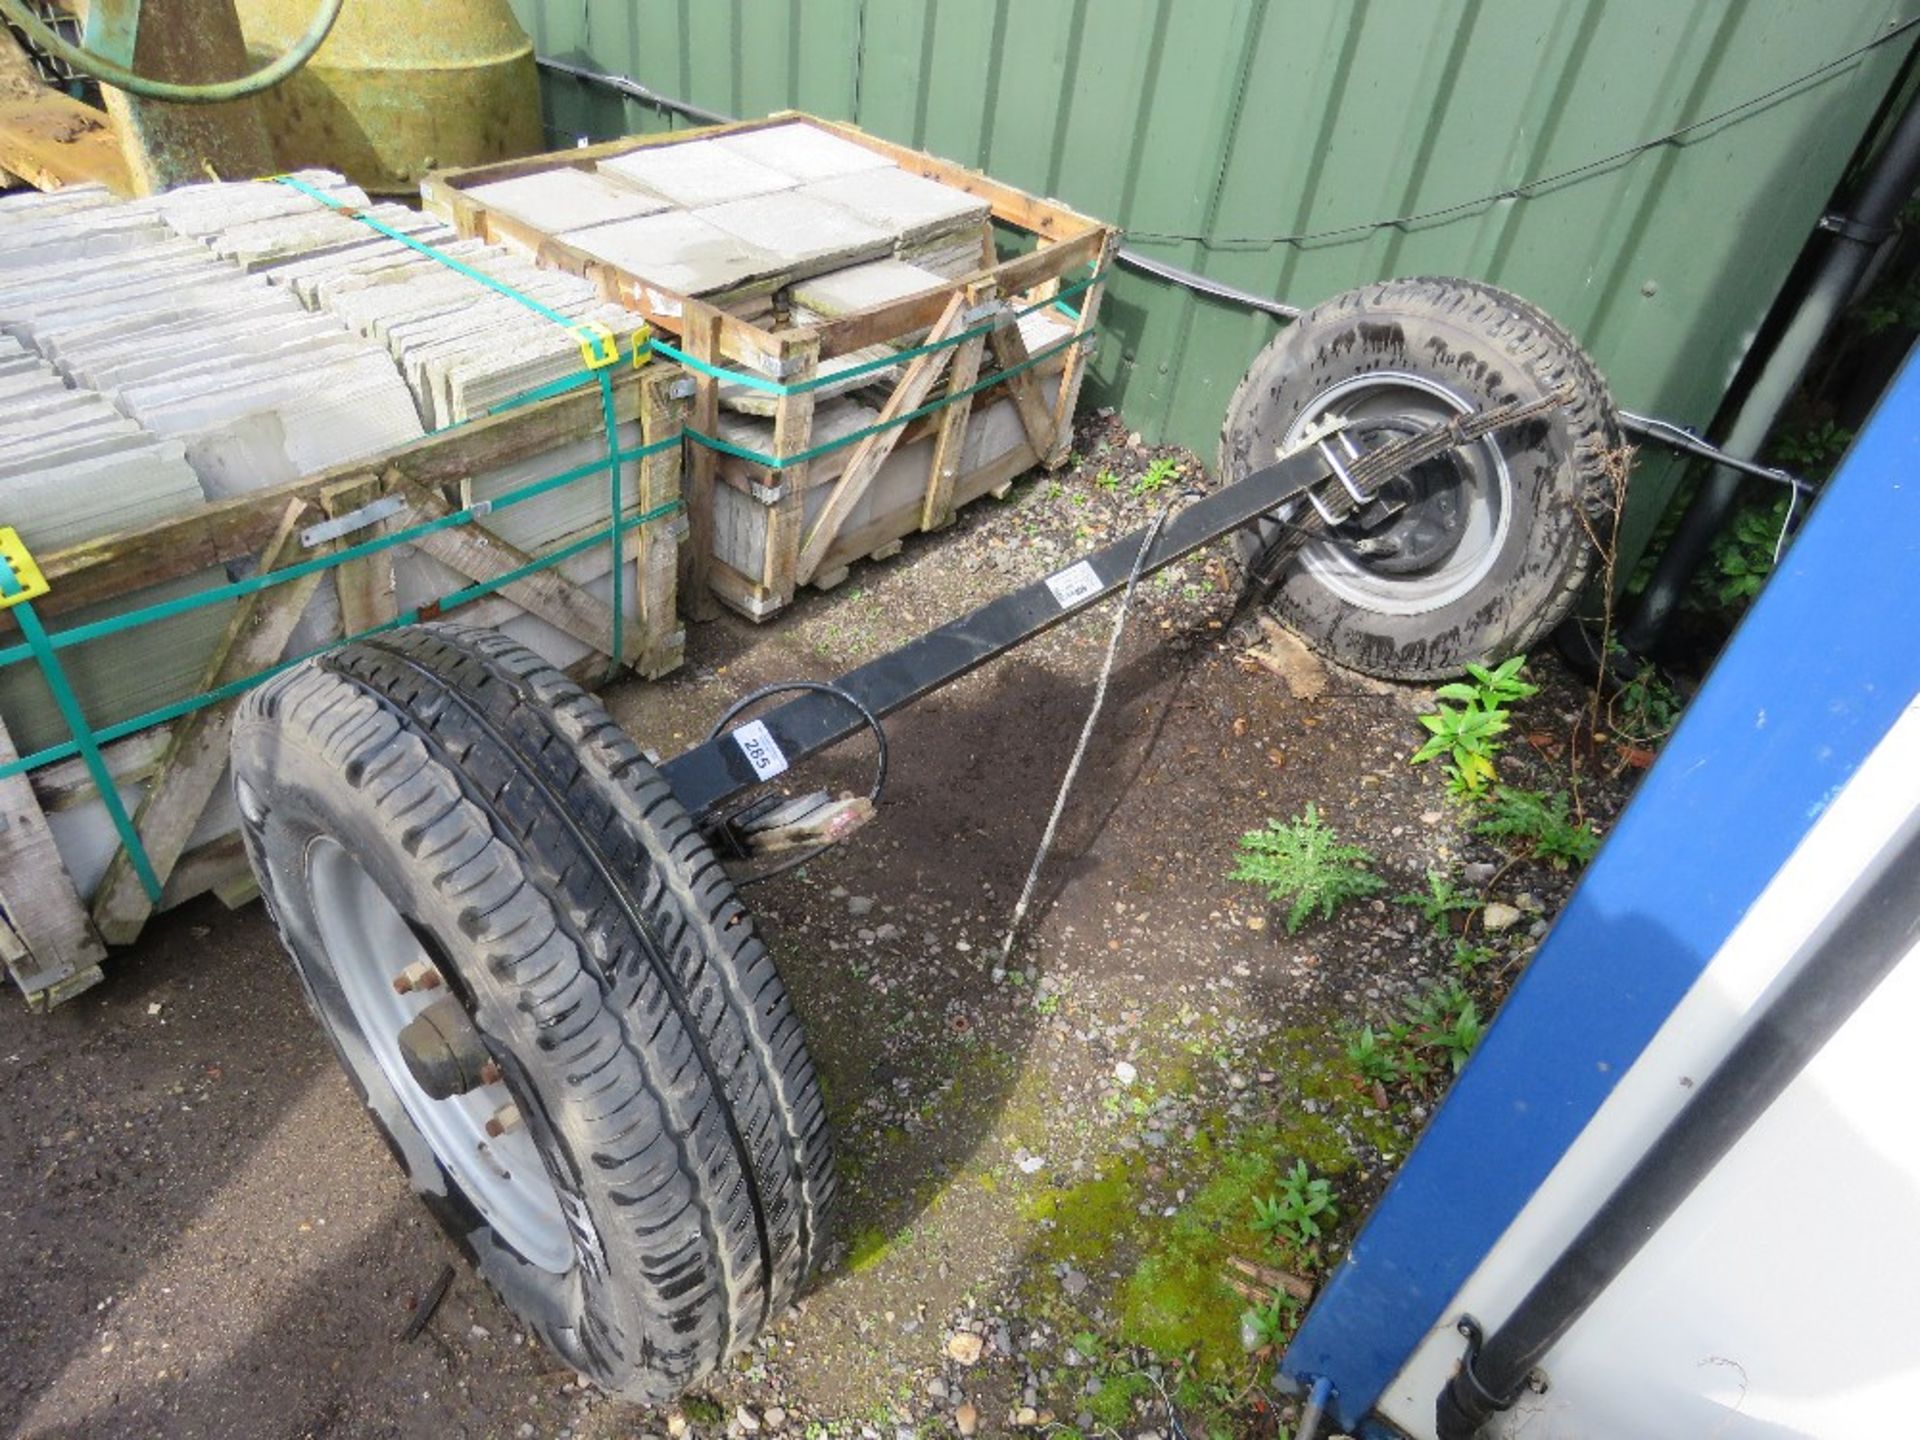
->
<box><xmin>479</xmin><ymin>1060</ymin><xmax>503</xmax><ymax>1086</ymax></box>
<box><xmin>393</xmin><ymin>960</ymin><xmax>443</xmax><ymax>995</ymax></box>
<box><xmin>485</xmin><ymin>1102</ymin><xmax>522</xmax><ymax>1138</ymax></box>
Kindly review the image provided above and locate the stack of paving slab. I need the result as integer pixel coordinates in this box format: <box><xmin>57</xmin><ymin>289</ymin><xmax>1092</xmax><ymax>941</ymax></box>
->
<box><xmin>458</xmin><ymin>124</ymin><xmax>1007</xmax><ymax>454</ymax></box>
<box><xmin>712</xmin><ymin>248</ymin><xmax>1076</xmax><ymax>514</ymax></box>
<box><xmin>461</xmin><ymin>122</ymin><xmax>991</xmax><ymax>394</ymax></box>
<box><xmin>0</xmin><ymin>174</ymin><xmax>672</xmax><ymax>901</ymax></box>
<box><xmin>706</xmin><ymin>256</ymin><xmax>1074</xmax><ymax>599</ymax></box>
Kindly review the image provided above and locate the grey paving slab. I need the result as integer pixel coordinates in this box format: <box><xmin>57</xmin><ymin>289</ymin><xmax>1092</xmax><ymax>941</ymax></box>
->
<box><xmin>3</xmin><ymin>440</ymin><xmax>206</xmax><ymax>552</ymax></box>
<box><xmin>800</xmin><ymin>169</ymin><xmax>990</xmax><ymax>245</ymax></box>
<box><xmin>0</xmin><ymin>368</ymin><xmax>69</xmax><ymax>401</ymax></box>
<box><xmin>0</xmin><ymin>425</ymin><xmax>153</xmax><ymax>476</ymax></box>
<box><xmin>0</xmin><ymin>416</ymin><xmax>148</xmax><ymax>468</ymax></box>
<box><xmin>212</xmin><ymin>204</ymin><xmax>456</xmax><ymax>273</ymax></box>
<box><xmin>719</xmin><ymin>344</ymin><xmax>901</xmax><ymax>417</ymax></box>
<box><xmin>598</xmin><ymin>139</ymin><xmax>797</xmax><ymax>208</ymax></box>
<box><xmin>143</xmin><ymin>170</ymin><xmax>367</xmax><ymax>238</ymax></box>
<box><xmin>714</xmin><ymin>123</ymin><xmax>898</xmax><ymax>183</ymax></box>
<box><xmin>67</xmin><ymin>314</ymin><xmax>345</xmax><ymax>390</ymax></box>
<box><xmin>468</xmin><ymin>167</ymin><xmax>672</xmax><ymax>232</ymax></box>
<box><xmin>898</xmin><ymin>231</ymin><xmax>988</xmax><ymax>278</ymax></box>
<box><xmin>718</xmin><ymin>395</ymin><xmax>876</xmax><ymax>461</ymax></box>
<box><xmin>697</xmin><ymin>191</ymin><xmax>893</xmax><ymax>281</ymax></box>
<box><xmin>790</xmin><ymin>258</ymin><xmax>951</xmax><ymax>318</ymax></box>
<box><xmin>560</xmin><ymin>208</ymin><xmax>788</xmax><ymax>297</ymax></box>
<box><xmin>0</xmin><ymin>184</ymin><xmax>115</xmax><ymax>229</ymax></box>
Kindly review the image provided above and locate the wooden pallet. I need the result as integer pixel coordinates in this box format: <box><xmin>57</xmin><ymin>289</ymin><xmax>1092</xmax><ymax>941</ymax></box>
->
<box><xmin>0</xmin><ymin>30</ymin><xmax>131</xmax><ymax>198</ymax></box>
<box><xmin>423</xmin><ymin>112</ymin><xmax>1117</xmax><ymax>620</ymax></box>
<box><xmin>0</xmin><ymin>365</ymin><xmax>686</xmax><ymax>1006</ymax></box>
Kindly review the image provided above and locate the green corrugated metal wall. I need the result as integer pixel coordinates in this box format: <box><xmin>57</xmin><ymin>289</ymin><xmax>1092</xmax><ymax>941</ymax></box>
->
<box><xmin>508</xmin><ymin>0</ymin><xmax>1914</xmax><ymax>568</ymax></box>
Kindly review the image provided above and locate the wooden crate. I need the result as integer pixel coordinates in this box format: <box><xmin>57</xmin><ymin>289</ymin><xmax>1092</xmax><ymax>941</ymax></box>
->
<box><xmin>0</xmin><ymin>366</ymin><xmax>686</xmax><ymax>1008</ymax></box>
<box><xmin>422</xmin><ymin>112</ymin><xmax>1118</xmax><ymax>619</ymax></box>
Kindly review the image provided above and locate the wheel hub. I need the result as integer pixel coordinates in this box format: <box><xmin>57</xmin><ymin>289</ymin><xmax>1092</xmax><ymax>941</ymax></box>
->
<box><xmin>1268</xmin><ymin>370</ymin><xmax>1514</xmax><ymax>618</ymax></box>
<box><xmin>1331</xmin><ymin>419</ymin><xmax>1473</xmax><ymax>575</ymax></box>
<box><xmin>306</xmin><ymin>836</ymin><xmax>574</xmax><ymax>1275</ymax></box>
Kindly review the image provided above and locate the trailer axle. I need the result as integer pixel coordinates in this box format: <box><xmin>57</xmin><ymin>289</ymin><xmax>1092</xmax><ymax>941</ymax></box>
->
<box><xmin>664</xmin><ymin>385</ymin><xmax>1571</xmax><ymax>833</ymax></box>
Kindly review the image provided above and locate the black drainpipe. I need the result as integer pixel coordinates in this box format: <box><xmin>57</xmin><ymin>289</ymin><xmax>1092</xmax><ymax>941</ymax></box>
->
<box><xmin>1616</xmin><ymin>79</ymin><xmax>1920</xmax><ymax>657</ymax></box>
<box><xmin>1434</xmin><ymin>809</ymin><xmax>1920</xmax><ymax>1439</ymax></box>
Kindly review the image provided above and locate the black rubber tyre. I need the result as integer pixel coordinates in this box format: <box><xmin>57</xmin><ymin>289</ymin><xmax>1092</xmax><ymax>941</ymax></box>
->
<box><xmin>230</xmin><ymin>623</ymin><xmax>834</xmax><ymax>1403</ymax></box>
<box><xmin>1220</xmin><ymin>276</ymin><xmax>1621</xmax><ymax>680</ymax></box>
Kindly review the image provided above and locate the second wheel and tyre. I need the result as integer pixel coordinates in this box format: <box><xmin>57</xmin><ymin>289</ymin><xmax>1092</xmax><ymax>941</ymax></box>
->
<box><xmin>231</xmin><ymin>624</ymin><xmax>834</xmax><ymax>1402</ymax></box>
<box><xmin>1221</xmin><ymin>276</ymin><xmax>1622</xmax><ymax>680</ymax></box>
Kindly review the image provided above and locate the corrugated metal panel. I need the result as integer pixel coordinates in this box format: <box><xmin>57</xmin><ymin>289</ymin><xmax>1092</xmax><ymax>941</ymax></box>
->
<box><xmin>509</xmin><ymin>0</ymin><xmax>1914</xmax><ymax>565</ymax></box>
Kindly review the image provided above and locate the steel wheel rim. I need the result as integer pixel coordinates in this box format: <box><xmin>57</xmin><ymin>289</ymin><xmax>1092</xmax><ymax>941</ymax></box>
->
<box><xmin>306</xmin><ymin>836</ymin><xmax>574</xmax><ymax>1274</ymax></box>
<box><xmin>1279</xmin><ymin>371</ymin><xmax>1513</xmax><ymax>616</ymax></box>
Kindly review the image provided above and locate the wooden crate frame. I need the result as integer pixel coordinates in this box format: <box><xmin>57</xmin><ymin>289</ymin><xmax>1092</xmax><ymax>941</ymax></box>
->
<box><xmin>0</xmin><ymin>365</ymin><xmax>686</xmax><ymax>1007</ymax></box>
<box><xmin>422</xmin><ymin>112</ymin><xmax>1119</xmax><ymax>619</ymax></box>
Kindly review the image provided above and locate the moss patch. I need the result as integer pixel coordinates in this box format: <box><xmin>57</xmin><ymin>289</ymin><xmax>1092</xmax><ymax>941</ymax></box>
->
<box><xmin>1087</xmin><ymin>1369</ymin><xmax>1153</xmax><ymax>1428</ymax></box>
<box><xmin>1024</xmin><ymin>1160</ymin><xmax>1143</xmax><ymax>1268</ymax></box>
<box><xmin>846</xmin><ymin>1226</ymin><xmax>895</xmax><ymax>1273</ymax></box>
<box><xmin>1114</xmin><ymin>1129</ymin><xmax>1293</xmax><ymax>1376</ymax></box>
<box><xmin>681</xmin><ymin>1394</ymin><xmax>725</xmax><ymax>1425</ymax></box>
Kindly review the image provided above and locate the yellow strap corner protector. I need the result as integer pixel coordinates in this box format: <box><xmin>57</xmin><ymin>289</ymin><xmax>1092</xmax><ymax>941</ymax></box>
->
<box><xmin>569</xmin><ymin>320</ymin><xmax>619</xmax><ymax>371</ymax></box>
<box><xmin>631</xmin><ymin>323</ymin><xmax>654</xmax><ymax>369</ymax></box>
<box><xmin>0</xmin><ymin>527</ymin><xmax>50</xmax><ymax>609</ymax></box>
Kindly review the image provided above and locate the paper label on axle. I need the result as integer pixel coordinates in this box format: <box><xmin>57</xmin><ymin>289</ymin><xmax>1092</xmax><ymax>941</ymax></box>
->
<box><xmin>732</xmin><ymin>719</ymin><xmax>789</xmax><ymax>781</ymax></box>
<box><xmin>1045</xmin><ymin>560</ymin><xmax>1103</xmax><ymax>609</ymax></box>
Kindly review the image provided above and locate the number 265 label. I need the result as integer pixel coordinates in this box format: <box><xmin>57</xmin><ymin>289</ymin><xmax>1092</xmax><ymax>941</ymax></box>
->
<box><xmin>732</xmin><ymin>719</ymin><xmax>789</xmax><ymax>781</ymax></box>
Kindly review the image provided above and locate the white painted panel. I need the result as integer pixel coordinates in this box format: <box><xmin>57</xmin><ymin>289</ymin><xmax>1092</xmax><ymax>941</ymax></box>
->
<box><xmin>1379</xmin><ymin>696</ymin><xmax>1920</xmax><ymax>1439</ymax></box>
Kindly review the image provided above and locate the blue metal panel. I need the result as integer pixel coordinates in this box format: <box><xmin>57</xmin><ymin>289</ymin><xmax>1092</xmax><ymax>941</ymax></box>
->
<box><xmin>1280</xmin><ymin>343</ymin><xmax>1920</xmax><ymax>1433</ymax></box>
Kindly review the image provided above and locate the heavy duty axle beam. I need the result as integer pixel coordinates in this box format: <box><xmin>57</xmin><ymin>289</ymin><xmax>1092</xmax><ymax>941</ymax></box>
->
<box><xmin>660</xmin><ymin>384</ymin><xmax>1553</xmax><ymax>824</ymax></box>
<box><xmin>658</xmin><ymin>443</ymin><xmax>1334</xmax><ymax>820</ymax></box>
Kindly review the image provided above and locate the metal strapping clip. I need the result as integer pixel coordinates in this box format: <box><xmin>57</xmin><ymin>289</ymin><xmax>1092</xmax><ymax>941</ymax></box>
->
<box><xmin>301</xmin><ymin>497</ymin><xmax>406</xmax><ymax>550</ymax></box>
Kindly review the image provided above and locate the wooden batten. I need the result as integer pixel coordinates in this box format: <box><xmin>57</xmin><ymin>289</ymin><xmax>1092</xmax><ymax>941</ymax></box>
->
<box><xmin>679</xmin><ymin>304</ymin><xmax>725</xmax><ymax>621</ymax></box>
<box><xmin>796</xmin><ymin>292</ymin><xmax>966</xmax><ymax>583</ymax></box>
<box><xmin>90</xmin><ymin>498</ymin><xmax>324</xmax><ymax>945</ymax></box>
<box><xmin>322</xmin><ymin>475</ymin><xmax>400</xmax><ymax>636</ymax></box>
<box><xmin>1047</xmin><ymin>230</ymin><xmax>1120</xmax><ymax>467</ymax></box>
<box><xmin>0</xmin><ymin>711</ymin><xmax>106</xmax><ymax>1006</ymax></box>
<box><xmin>923</xmin><ymin>281</ymin><xmax>997</xmax><ymax>533</ymax></box>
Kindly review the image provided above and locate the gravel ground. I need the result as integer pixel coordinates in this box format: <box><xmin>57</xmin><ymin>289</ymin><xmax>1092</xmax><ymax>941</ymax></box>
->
<box><xmin>0</xmin><ymin>415</ymin><xmax>1636</xmax><ymax>1440</ymax></box>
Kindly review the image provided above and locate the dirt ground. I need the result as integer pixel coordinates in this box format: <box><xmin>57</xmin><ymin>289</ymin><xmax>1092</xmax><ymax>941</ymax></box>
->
<box><xmin>0</xmin><ymin>416</ymin><xmax>1634</xmax><ymax>1440</ymax></box>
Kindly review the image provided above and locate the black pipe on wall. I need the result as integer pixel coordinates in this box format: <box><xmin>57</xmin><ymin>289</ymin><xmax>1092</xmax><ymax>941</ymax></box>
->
<box><xmin>1435</xmin><ymin>811</ymin><xmax>1920</xmax><ymax>1438</ymax></box>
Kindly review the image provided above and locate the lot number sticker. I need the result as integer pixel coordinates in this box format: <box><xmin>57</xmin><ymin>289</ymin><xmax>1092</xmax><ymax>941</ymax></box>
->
<box><xmin>732</xmin><ymin>719</ymin><xmax>789</xmax><ymax>781</ymax></box>
<box><xmin>1045</xmin><ymin>560</ymin><xmax>1103</xmax><ymax>609</ymax></box>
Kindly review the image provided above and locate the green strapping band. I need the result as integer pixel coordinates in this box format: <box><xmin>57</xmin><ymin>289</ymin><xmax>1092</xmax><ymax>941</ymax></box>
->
<box><xmin>0</xmin><ymin>433</ymin><xmax>681</xmax><ymax>670</ymax></box>
<box><xmin>0</xmin><ymin>496</ymin><xmax>685</xmax><ymax>784</ymax></box>
<box><xmin>0</xmin><ymin>562</ymin><xmax>163</xmax><ymax>901</ymax></box>
<box><xmin>276</xmin><ymin>174</ymin><xmax>585</xmax><ymax>333</ymax></box>
<box><xmin>684</xmin><ymin>327</ymin><xmax>1092</xmax><ymax>470</ymax></box>
<box><xmin>648</xmin><ymin>269</ymin><xmax>1103</xmax><ymax>397</ymax></box>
